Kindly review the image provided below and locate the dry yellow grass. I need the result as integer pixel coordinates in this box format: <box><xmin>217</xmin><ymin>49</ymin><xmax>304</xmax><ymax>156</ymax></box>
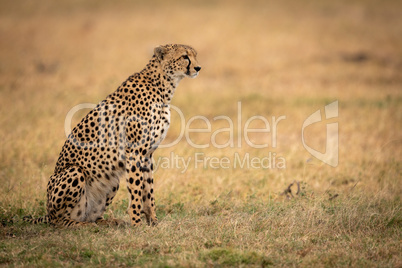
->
<box><xmin>0</xmin><ymin>0</ymin><xmax>401</xmax><ymax>267</ymax></box>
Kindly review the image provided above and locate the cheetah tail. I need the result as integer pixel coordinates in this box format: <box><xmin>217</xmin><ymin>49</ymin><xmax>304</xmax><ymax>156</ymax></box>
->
<box><xmin>22</xmin><ymin>215</ymin><xmax>50</xmax><ymax>224</ymax></box>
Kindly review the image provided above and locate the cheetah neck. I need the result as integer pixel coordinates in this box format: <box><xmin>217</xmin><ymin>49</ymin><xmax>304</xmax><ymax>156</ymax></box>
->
<box><xmin>142</xmin><ymin>56</ymin><xmax>181</xmax><ymax>105</ymax></box>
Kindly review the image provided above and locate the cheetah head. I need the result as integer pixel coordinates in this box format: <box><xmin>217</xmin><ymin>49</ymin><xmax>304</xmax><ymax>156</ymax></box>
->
<box><xmin>154</xmin><ymin>44</ymin><xmax>201</xmax><ymax>79</ymax></box>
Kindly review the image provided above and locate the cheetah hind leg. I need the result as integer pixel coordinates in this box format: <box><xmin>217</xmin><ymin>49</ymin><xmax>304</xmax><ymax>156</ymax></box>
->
<box><xmin>93</xmin><ymin>185</ymin><xmax>128</xmax><ymax>227</ymax></box>
<box><xmin>47</xmin><ymin>166</ymin><xmax>95</xmax><ymax>228</ymax></box>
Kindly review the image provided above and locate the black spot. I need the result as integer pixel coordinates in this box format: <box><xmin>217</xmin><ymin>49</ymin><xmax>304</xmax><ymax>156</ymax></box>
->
<box><xmin>135</xmin><ymin>180</ymin><xmax>140</xmax><ymax>186</ymax></box>
<box><xmin>140</xmin><ymin>166</ymin><xmax>150</xmax><ymax>172</ymax></box>
<box><xmin>72</xmin><ymin>179</ymin><xmax>79</xmax><ymax>187</ymax></box>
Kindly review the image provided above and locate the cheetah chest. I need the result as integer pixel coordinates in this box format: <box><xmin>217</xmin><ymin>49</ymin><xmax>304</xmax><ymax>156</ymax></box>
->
<box><xmin>125</xmin><ymin>104</ymin><xmax>170</xmax><ymax>157</ymax></box>
<box><xmin>150</xmin><ymin>105</ymin><xmax>170</xmax><ymax>151</ymax></box>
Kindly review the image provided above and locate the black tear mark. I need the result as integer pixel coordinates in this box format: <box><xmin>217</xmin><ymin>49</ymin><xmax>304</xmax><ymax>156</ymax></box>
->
<box><xmin>186</xmin><ymin>56</ymin><xmax>191</xmax><ymax>75</ymax></box>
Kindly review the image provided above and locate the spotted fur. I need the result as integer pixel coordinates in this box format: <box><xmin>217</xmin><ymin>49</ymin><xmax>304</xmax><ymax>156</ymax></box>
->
<box><xmin>24</xmin><ymin>44</ymin><xmax>201</xmax><ymax>227</ymax></box>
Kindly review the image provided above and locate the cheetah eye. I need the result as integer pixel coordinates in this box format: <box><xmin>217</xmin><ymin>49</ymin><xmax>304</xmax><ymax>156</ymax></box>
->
<box><xmin>181</xmin><ymin>55</ymin><xmax>189</xmax><ymax>60</ymax></box>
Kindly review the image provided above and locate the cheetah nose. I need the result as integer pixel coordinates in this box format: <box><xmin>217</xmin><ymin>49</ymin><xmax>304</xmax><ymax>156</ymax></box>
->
<box><xmin>194</xmin><ymin>66</ymin><xmax>201</xmax><ymax>72</ymax></box>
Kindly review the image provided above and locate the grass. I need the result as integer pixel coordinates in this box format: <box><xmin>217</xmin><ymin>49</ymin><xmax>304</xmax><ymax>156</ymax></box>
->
<box><xmin>1</xmin><ymin>194</ymin><xmax>400</xmax><ymax>266</ymax></box>
<box><xmin>0</xmin><ymin>0</ymin><xmax>401</xmax><ymax>267</ymax></box>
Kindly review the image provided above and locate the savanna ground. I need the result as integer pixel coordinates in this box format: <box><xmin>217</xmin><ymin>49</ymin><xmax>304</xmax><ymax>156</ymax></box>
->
<box><xmin>0</xmin><ymin>0</ymin><xmax>401</xmax><ymax>267</ymax></box>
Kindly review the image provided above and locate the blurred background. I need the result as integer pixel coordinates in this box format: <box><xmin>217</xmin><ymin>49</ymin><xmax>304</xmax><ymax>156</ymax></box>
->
<box><xmin>0</xmin><ymin>0</ymin><xmax>401</xmax><ymax>203</ymax></box>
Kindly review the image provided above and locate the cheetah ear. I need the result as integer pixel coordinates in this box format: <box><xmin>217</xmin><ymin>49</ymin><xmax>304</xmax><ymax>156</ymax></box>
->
<box><xmin>154</xmin><ymin>46</ymin><xmax>167</xmax><ymax>60</ymax></box>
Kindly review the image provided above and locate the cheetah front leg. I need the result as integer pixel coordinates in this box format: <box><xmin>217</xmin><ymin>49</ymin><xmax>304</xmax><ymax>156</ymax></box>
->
<box><xmin>125</xmin><ymin>157</ymin><xmax>145</xmax><ymax>226</ymax></box>
<box><xmin>141</xmin><ymin>156</ymin><xmax>158</xmax><ymax>226</ymax></box>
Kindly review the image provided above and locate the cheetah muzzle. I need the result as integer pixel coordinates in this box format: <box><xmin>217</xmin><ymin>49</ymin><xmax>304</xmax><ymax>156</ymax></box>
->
<box><xmin>24</xmin><ymin>44</ymin><xmax>201</xmax><ymax>227</ymax></box>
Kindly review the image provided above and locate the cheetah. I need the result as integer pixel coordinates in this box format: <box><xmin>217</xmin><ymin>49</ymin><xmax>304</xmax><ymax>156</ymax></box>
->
<box><xmin>24</xmin><ymin>44</ymin><xmax>201</xmax><ymax>227</ymax></box>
